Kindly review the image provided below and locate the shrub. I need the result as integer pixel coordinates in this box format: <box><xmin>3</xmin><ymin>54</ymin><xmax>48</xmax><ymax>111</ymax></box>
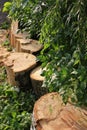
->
<box><xmin>39</xmin><ymin>0</ymin><xmax>87</xmax><ymax>106</ymax></box>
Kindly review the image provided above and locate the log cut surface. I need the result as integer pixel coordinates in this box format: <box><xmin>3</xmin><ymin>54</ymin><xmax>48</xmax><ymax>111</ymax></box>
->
<box><xmin>4</xmin><ymin>52</ymin><xmax>37</xmax><ymax>73</ymax></box>
<box><xmin>11</xmin><ymin>31</ymin><xmax>29</xmax><ymax>47</ymax></box>
<box><xmin>30</xmin><ymin>66</ymin><xmax>47</xmax><ymax>97</ymax></box>
<box><xmin>30</xmin><ymin>66</ymin><xmax>44</xmax><ymax>81</ymax></box>
<box><xmin>20</xmin><ymin>39</ymin><xmax>43</xmax><ymax>53</ymax></box>
<box><xmin>33</xmin><ymin>92</ymin><xmax>87</xmax><ymax>130</ymax></box>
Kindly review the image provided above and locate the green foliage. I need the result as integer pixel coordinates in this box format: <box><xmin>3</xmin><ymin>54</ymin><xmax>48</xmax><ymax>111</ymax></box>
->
<box><xmin>0</xmin><ymin>67</ymin><xmax>35</xmax><ymax>130</ymax></box>
<box><xmin>3</xmin><ymin>0</ymin><xmax>55</xmax><ymax>39</ymax></box>
<box><xmin>39</xmin><ymin>0</ymin><xmax>87</xmax><ymax>106</ymax></box>
<box><xmin>2</xmin><ymin>39</ymin><xmax>10</xmax><ymax>46</ymax></box>
<box><xmin>2</xmin><ymin>39</ymin><xmax>12</xmax><ymax>51</ymax></box>
<box><xmin>3</xmin><ymin>2</ymin><xmax>12</xmax><ymax>12</ymax></box>
<box><xmin>0</xmin><ymin>21</ymin><xmax>10</xmax><ymax>30</ymax></box>
<box><xmin>0</xmin><ymin>66</ymin><xmax>6</xmax><ymax>84</ymax></box>
<box><xmin>3</xmin><ymin>0</ymin><xmax>87</xmax><ymax>107</ymax></box>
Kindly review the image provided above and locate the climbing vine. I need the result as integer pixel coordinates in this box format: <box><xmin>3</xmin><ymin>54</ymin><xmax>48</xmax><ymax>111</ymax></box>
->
<box><xmin>39</xmin><ymin>0</ymin><xmax>87</xmax><ymax>106</ymax></box>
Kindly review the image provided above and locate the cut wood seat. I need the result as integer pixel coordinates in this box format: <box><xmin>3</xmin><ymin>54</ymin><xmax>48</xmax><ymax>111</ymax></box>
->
<box><xmin>11</xmin><ymin>31</ymin><xmax>29</xmax><ymax>48</ymax></box>
<box><xmin>15</xmin><ymin>38</ymin><xmax>43</xmax><ymax>54</ymax></box>
<box><xmin>4</xmin><ymin>52</ymin><xmax>37</xmax><ymax>89</ymax></box>
<box><xmin>10</xmin><ymin>20</ymin><xmax>18</xmax><ymax>47</ymax></box>
<box><xmin>33</xmin><ymin>92</ymin><xmax>87</xmax><ymax>130</ymax></box>
<box><xmin>30</xmin><ymin>66</ymin><xmax>47</xmax><ymax>97</ymax></box>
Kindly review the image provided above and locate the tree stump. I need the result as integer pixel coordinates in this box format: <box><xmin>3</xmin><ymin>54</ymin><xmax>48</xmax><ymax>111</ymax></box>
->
<box><xmin>15</xmin><ymin>38</ymin><xmax>27</xmax><ymax>52</ymax></box>
<box><xmin>10</xmin><ymin>31</ymin><xmax>28</xmax><ymax>48</ymax></box>
<box><xmin>15</xmin><ymin>38</ymin><xmax>43</xmax><ymax>54</ymax></box>
<box><xmin>30</xmin><ymin>66</ymin><xmax>47</xmax><ymax>97</ymax></box>
<box><xmin>13</xmin><ymin>32</ymin><xmax>29</xmax><ymax>48</ymax></box>
<box><xmin>4</xmin><ymin>52</ymin><xmax>37</xmax><ymax>89</ymax></box>
<box><xmin>10</xmin><ymin>20</ymin><xmax>18</xmax><ymax>47</ymax></box>
<box><xmin>33</xmin><ymin>92</ymin><xmax>87</xmax><ymax>130</ymax></box>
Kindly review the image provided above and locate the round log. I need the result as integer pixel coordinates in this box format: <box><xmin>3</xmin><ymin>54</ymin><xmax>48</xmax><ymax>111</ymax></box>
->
<box><xmin>15</xmin><ymin>38</ymin><xmax>32</xmax><ymax>52</ymax></box>
<box><xmin>30</xmin><ymin>66</ymin><xmax>47</xmax><ymax>97</ymax></box>
<box><xmin>33</xmin><ymin>92</ymin><xmax>87</xmax><ymax>130</ymax></box>
<box><xmin>21</xmin><ymin>39</ymin><xmax>43</xmax><ymax>54</ymax></box>
<box><xmin>11</xmin><ymin>20</ymin><xmax>18</xmax><ymax>31</ymax></box>
<box><xmin>10</xmin><ymin>30</ymin><xmax>28</xmax><ymax>48</ymax></box>
<box><xmin>10</xmin><ymin>20</ymin><xmax>18</xmax><ymax>47</ymax></box>
<box><xmin>4</xmin><ymin>52</ymin><xmax>37</xmax><ymax>89</ymax></box>
<box><xmin>15</xmin><ymin>38</ymin><xmax>43</xmax><ymax>54</ymax></box>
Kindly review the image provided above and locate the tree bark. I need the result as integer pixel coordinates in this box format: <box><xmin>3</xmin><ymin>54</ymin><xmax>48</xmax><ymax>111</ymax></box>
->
<box><xmin>4</xmin><ymin>52</ymin><xmax>37</xmax><ymax>90</ymax></box>
<box><xmin>30</xmin><ymin>66</ymin><xmax>47</xmax><ymax>97</ymax></box>
<box><xmin>33</xmin><ymin>92</ymin><xmax>87</xmax><ymax>130</ymax></box>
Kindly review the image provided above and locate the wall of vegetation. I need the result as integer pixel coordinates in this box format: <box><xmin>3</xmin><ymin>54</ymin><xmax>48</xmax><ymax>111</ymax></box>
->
<box><xmin>3</xmin><ymin>0</ymin><xmax>87</xmax><ymax>107</ymax></box>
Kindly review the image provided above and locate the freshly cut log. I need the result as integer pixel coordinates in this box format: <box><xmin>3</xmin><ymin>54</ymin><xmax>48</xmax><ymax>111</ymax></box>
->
<box><xmin>4</xmin><ymin>52</ymin><xmax>37</xmax><ymax>89</ymax></box>
<box><xmin>14</xmin><ymin>32</ymin><xmax>29</xmax><ymax>47</ymax></box>
<box><xmin>21</xmin><ymin>39</ymin><xmax>43</xmax><ymax>54</ymax></box>
<box><xmin>33</xmin><ymin>92</ymin><xmax>87</xmax><ymax>130</ymax></box>
<box><xmin>10</xmin><ymin>20</ymin><xmax>28</xmax><ymax>47</ymax></box>
<box><xmin>15</xmin><ymin>38</ymin><xmax>32</xmax><ymax>52</ymax></box>
<box><xmin>30</xmin><ymin>66</ymin><xmax>47</xmax><ymax>97</ymax></box>
<box><xmin>15</xmin><ymin>38</ymin><xmax>28</xmax><ymax>52</ymax></box>
<box><xmin>11</xmin><ymin>20</ymin><xmax>18</xmax><ymax>31</ymax></box>
<box><xmin>10</xmin><ymin>20</ymin><xmax>18</xmax><ymax>47</ymax></box>
<box><xmin>16</xmin><ymin>38</ymin><xmax>43</xmax><ymax>54</ymax></box>
<box><xmin>11</xmin><ymin>31</ymin><xmax>29</xmax><ymax>48</ymax></box>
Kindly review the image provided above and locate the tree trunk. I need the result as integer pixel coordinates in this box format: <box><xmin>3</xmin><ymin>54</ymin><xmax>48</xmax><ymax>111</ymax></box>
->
<box><xmin>10</xmin><ymin>20</ymin><xmax>18</xmax><ymax>47</ymax></box>
<box><xmin>30</xmin><ymin>66</ymin><xmax>47</xmax><ymax>97</ymax></box>
<box><xmin>4</xmin><ymin>52</ymin><xmax>37</xmax><ymax>90</ymax></box>
<box><xmin>15</xmin><ymin>38</ymin><xmax>43</xmax><ymax>54</ymax></box>
<box><xmin>33</xmin><ymin>92</ymin><xmax>87</xmax><ymax>130</ymax></box>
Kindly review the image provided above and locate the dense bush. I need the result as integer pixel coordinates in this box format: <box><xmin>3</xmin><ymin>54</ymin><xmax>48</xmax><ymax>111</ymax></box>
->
<box><xmin>3</xmin><ymin>0</ymin><xmax>54</xmax><ymax>39</ymax></box>
<box><xmin>0</xmin><ymin>67</ymin><xmax>35</xmax><ymax>130</ymax></box>
<box><xmin>3</xmin><ymin>0</ymin><xmax>87</xmax><ymax>107</ymax></box>
<box><xmin>39</xmin><ymin>0</ymin><xmax>87</xmax><ymax>106</ymax></box>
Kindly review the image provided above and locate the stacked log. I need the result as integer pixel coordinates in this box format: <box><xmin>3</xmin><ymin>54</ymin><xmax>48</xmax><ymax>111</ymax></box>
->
<box><xmin>13</xmin><ymin>32</ymin><xmax>29</xmax><ymax>48</ymax></box>
<box><xmin>4</xmin><ymin>52</ymin><xmax>37</xmax><ymax>89</ymax></box>
<box><xmin>11</xmin><ymin>31</ymin><xmax>28</xmax><ymax>48</ymax></box>
<box><xmin>33</xmin><ymin>92</ymin><xmax>87</xmax><ymax>130</ymax></box>
<box><xmin>15</xmin><ymin>38</ymin><xmax>43</xmax><ymax>54</ymax></box>
<box><xmin>30</xmin><ymin>66</ymin><xmax>47</xmax><ymax>97</ymax></box>
<box><xmin>10</xmin><ymin>20</ymin><xmax>18</xmax><ymax>47</ymax></box>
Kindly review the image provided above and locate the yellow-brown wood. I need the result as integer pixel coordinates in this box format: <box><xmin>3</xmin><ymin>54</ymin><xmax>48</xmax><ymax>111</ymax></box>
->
<box><xmin>10</xmin><ymin>20</ymin><xmax>18</xmax><ymax>47</ymax></box>
<box><xmin>4</xmin><ymin>52</ymin><xmax>37</xmax><ymax>87</ymax></box>
<box><xmin>30</xmin><ymin>66</ymin><xmax>47</xmax><ymax>97</ymax></box>
<box><xmin>33</xmin><ymin>92</ymin><xmax>87</xmax><ymax>130</ymax></box>
<box><xmin>12</xmin><ymin>32</ymin><xmax>29</xmax><ymax>48</ymax></box>
<box><xmin>15</xmin><ymin>38</ymin><xmax>43</xmax><ymax>53</ymax></box>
